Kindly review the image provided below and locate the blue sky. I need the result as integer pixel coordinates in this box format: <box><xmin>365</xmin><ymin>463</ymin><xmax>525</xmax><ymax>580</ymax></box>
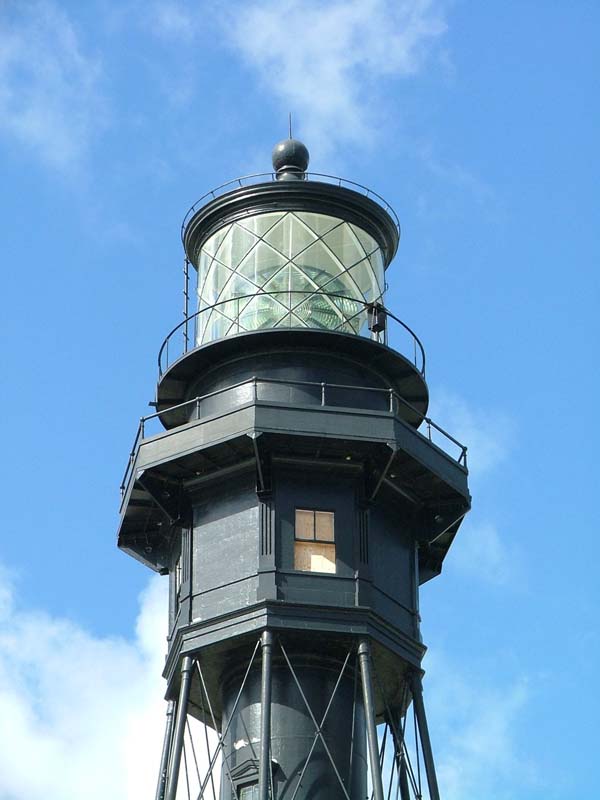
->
<box><xmin>0</xmin><ymin>1</ymin><xmax>598</xmax><ymax>797</ymax></box>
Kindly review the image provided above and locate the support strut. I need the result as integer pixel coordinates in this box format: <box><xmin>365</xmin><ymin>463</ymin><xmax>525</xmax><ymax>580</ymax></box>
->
<box><xmin>155</xmin><ymin>700</ymin><xmax>176</xmax><ymax>800</ymax></box>
<box><xmin>166</xmin><ymin>656</ymin><xmax>194</xmax><ymax>800</ymax></box>
<box><xmin>258</xmin><ymin>631</ymin><xmax>274</xmax><ymax>800</ymax></box>
<box><xmin>358</xmin><ymin>639</ymin><xmax>385</xmax><ymax>800</ymax></box>
<box><xmin>409</xmin><ymin>671</ymin><xmax>441</xmax><ymax>800</ymax></box>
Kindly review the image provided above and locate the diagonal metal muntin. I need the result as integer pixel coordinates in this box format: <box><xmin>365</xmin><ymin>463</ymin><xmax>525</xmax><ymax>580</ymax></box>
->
<box><xmin>199</xmin><ymin>212</ymin><xmax>380</xmax><ymax>337</ymax></box>
<box><xmin>279</xmin><ymin>640</ymin><xmax>352</xmax><ymax>800</ymax></box>
<box><xmin>200</xmin><ymin>214</ymin><xmax>353</xmax><ymax>329</ymax></box>
<box><xmin>288</xmin><ymin>647</ymin><xmax>353</xmax><ymax>800</ymax></box>
<box><xmin>182</xmin><ymin>738</ymin><xmax>192</xmax><ymax>800</ymax></box>
<box><xmin>196</xmin><ymin>660</ymin><xmax>238</xmax><ymax>799</ymax></box>
<box><xmin>185</xmin><ymin>718</ymin><xmax>202</xmax><ymax>790</ymax></box>
<box><xmin>372</xmin><ymin>671</ymin><xmax>422</xmax><ymax>800</ymax></box>
<box><xmin>196</xmin><ymin>686</ymin><xmax>217</xmax><ymax>800</ymax></box>
<box><xmin>194</xmin><ymin>638</ymin><xmax>261</xmax><ymax>800</ymax></box>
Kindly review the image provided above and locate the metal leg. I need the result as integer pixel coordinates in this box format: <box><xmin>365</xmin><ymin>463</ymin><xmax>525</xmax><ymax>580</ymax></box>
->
<box><xmin>155</xmin><ymin>700</ymin><xmax>176</xmax><ymax>800</ymax></box>
<box><xmin>166</xmin><ymin>656</ymin><xmax>195</xmax><ymax>800</ymax></box>
<box><xmin>258</xmin><ymin>631</ymin><xmax>274</xmax><ymax>800</ymax></box>
<box><xmin>399</xmin><ymin>757</ymin><xmax>410</xmax><ymax>800</ymax></box>
<box><xmin>409</xmin><ymin>672</ymin><xmax>440</xmax><ymax>800</ymax></box>
<box><xmin>358</xmin><ymin>639</ymin><xmax>385</xmax><ymax>800</ymax></box>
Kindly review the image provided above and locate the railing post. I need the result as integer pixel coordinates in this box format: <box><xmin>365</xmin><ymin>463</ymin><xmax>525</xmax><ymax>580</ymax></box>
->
<box><xmin>427</xmin><ymin>419</ymin><xmax>432</xmax><ymax>441</ymax></box>
<box><xmin>195</xmin><ymin>397</ymin><xmax>200</xmax><ymax>420</ymax></box>
<box><xmin>183</xmin><ymin>256</ymin><xmax>190</xmax><ymax>353</ymax></box>
<box><xmin>388</xmin><ymin>388</ymin><xmax>394</xmax><ymax>413</ymax></box>
<box><xmin>321</xmin><ymin>382</ymin><xmax>326</xmax><ymax>406</ymax></box>
<box><xmin>140</xmin><ymin>417</ymin><xmax>145</xmax><ymax>439</ymax></box>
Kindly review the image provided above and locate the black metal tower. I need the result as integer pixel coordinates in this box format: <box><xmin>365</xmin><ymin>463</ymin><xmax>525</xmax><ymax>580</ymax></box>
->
<box><xmin>118</xmin><ymin>139</ymin><xmax>470</xmax><ymax>800</ymax></box>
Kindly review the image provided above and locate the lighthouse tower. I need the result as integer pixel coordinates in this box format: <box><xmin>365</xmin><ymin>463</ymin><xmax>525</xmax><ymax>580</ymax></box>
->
<box><xmin>117</xmin><ymin>139</ymin><xmax>470</xmax><ymax>800</ymax></box>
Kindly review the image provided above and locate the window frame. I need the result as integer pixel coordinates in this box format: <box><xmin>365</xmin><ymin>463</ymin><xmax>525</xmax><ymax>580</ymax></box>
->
<box><xmin>293</xmin><ymin>508</ymin><xmax>336</xmax><ymax>574</ymax></box>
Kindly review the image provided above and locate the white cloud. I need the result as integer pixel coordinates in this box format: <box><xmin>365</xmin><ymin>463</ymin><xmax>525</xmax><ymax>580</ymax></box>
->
<box><xmin>0</xmin><ymin>569</ymin><xmax>168</xmax><ymax>799</ymax></box>
<box><xmin>417</xmin><ymin>139</ymin><xmax>496</xmax><ymax>206</ymax></box>
<box><xmin>224</xmin><ymin>0</ymin><xmax>447</xmax><ymax>157</ymax></box>
<box><xmin>426</xmin><ymin>392</ymin><xmax>518</xmax><ymax>585</ymax></box>
<box><xmin>448</xmin><ymin>520</ymin><xmax>519</xmax><ymax>587</ymax></box>
<box><xmin>424</xmin><ymin>652</ymin><xmax>533</xmax><ymax>800</ymax></box>
<box><xmin>0</xmin><ymin>2</ymin><xmax>105</xmax><ymax>168</ymax></box>
<box><xmin>146</xmin><ymin>0</ymin><xmax>196</xmax><ymax>41</ymax></box>
<box><xmin>429</xmin><ymin>390</ymin><xmax>514</xmax><ymax>480</ymax></box>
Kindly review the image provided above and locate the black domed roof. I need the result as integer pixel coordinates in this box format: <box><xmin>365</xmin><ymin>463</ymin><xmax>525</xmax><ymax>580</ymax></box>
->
<box><xmin>272</xmin><ymin>138</ymin><xmax>310</xmax><ymax>174</ymax></box>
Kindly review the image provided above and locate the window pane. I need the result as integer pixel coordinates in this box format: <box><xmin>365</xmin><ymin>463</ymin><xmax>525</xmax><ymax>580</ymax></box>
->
<box><xmin>294</xmin><ymin>541</ymin><xmax>336</xmax><ymax>573</ymax></box>
<box><xmin>295</xmin><ymin>509</ymin><xmax>314</xmax><ymax>540</ymax></box>
<box><xmin>315</xmin><ymin>511</ymin><xmax>335</xmax><ymax>541</ymax></box>
<box><xmin>239</xmin><ymin>784</ymin><xmax>259</xmax><ymax>800</ymax></box>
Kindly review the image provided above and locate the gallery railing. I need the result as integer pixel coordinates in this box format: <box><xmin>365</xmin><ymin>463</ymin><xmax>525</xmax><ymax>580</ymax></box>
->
<box><xmin>181</xmin><ymin>172</ymin><xmax>401</xmax><ymax>239</ymax></box>
<box><xmin>120</xmin><ymin>376</ymin><xmax>467</xmax><ymax>502</ymax></box>
<box><xmin>158</xmin><ymin>292</ymin><xmax>426</xmax><ymax>377</ymax></box>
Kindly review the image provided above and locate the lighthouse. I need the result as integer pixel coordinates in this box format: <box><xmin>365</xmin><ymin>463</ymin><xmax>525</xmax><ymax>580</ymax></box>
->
<box><xmin>117</xmin><ymin>138</ymin><xmax>470</xmax><ymax>800</ymax></box>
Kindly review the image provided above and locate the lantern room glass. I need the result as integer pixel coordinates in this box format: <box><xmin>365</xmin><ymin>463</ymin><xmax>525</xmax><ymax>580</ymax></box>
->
<box><xmin>195</xmin><ymin>211</ymin><xmax>385</xmax><ymax>346</ymax></box>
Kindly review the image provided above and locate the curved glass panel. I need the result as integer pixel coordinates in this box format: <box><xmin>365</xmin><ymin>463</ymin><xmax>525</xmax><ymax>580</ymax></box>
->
<box><xmin>196</xmin><ymin>211</ymin><xmax>385</xmax><ymax>346</ymax></box>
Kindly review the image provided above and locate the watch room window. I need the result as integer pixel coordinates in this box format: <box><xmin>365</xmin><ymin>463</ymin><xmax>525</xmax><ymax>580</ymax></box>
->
<box><xmin>294</xmin><ymin>509</ymin><xmax>336</xmax><ymax>573</ymax></box>
<box><xmin>238</xmin><ymin>784</ymin><xmax>259</xmax><ymax>800</ymax></box>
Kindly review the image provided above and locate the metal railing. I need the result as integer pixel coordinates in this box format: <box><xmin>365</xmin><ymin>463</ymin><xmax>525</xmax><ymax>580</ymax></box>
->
<box><xmin>120</xmin><ymin>376</ymin><xmax>467</xmax><ymax>501</ymax></box>
<box><xmin>181</xmin><ymin>172</ymin><xmax>400</xmax><ymax>239</ymax></box>
<box><xmin>157</xmin><ymin>292</ymin><xmax>426</xmax><ymax>377</ymax></box>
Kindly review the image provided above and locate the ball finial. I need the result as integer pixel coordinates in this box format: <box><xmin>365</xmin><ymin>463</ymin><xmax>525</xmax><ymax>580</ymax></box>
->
<box><xmin>272</xmin><ymin>138</ymin><xmax>310</xmax><ymax>178</ymax></box>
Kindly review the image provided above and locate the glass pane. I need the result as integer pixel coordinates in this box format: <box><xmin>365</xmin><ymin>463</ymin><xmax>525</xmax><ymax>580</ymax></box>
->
<box><xmin>228</xmin><ymin>224</ymin><xmax>260</xmax><ymax>268</ymax></box>
<box><xmin>294</xmin><ymin>211</ymin><xmax>341</xmax><ymax>237</ymax></box>
<box><xmin>288</xmin><ymin>215</ymin><xmax>319</xmax><ymax>258</ymax></box>
<box><xmin>322</xmin><ymin>224</ymin><xmax>363</xmax><ymax>267</ymax></box>
<box><xmin>237</xmin><ymin>211</ymin><xmax>282</xmax><ymax>238</ymax></box>
<box><xmin>262</xmin><ymin>264</ymin><xmax>292</xmax><ymax>295</ymax></box>
<box><xmin>315</xmin><ymin>511</ymin><xmax>335</xmax><ymax>541</ymax></box>
<box><xmin>293</xmin><ymin>295</ymin><xmax>342</xmax><ymax>330</ymax></box>
<box><xmin>195</xmin><ymin>210</ymin><xmax>385</xmax><ymax>345</ymax></box>
<box><xmin>295</xmin><ymin>509</ymin><xmax>314</xmax><ymax>540</ymax></box>
<box><xmin>238</xmin><ymin>241</ymin><xmax>287</xmax><ymax>286</ymax></box>
<box><xmin>350</xmin><ymin>223</ymin><xmax>379</xmax><ymax>257</ymax></box>
<box><xmin>200</xmin><ymin>259</ymin><xmax>233</xmax><ymax>307</ymax></box>
<box><xmin>289</xmin><ymin>265</ymin><xmax>319</xmax><ymax>293</ymax></box>
<box><xmin>225</xmin><ymin>274</ymin><xmax>257</xmax><ymax>298</ymax></box>
<box><xmin>262</xmin><ymin>213</ymin><xmax>293</xmax><ymax>258</ymax></box>
<box><xmin>238</xmin><ymin>294</ymin><xmax>281</xmax><ymax>331</ymax></box>
<box><xmin>201</xmin><ymin>223</ymin><xmax>232</xmax><ymax>258</ymax></box>
<box><xmin>368</xmin><ymin>250</ymin><xmax>385</xmax><ymax>297</ymax></box>
<box><xmin>294</xmin><ymin>239</ymin><xmax>340</xmax><ymax>276</ymax></box>
<box><xmin>239</xmin><ymin>784</ymin><xmax>259</xmax><ymax>800</ymax></box>
<box><xmin>294</xmin><ymin>541</ymin><xmax>336</xmax><ymax>573</ymax></box>
<box><xmin>343</xmin><ymin>258</ymin><xmax>378</xmax><ymax>298</ymax></box>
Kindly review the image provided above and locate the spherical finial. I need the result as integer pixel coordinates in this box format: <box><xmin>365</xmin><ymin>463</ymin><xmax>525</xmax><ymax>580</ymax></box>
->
<box><xmin>272</xmin><ymin>138</ymin><xmax>310</xmax><ymax>177</ymax></box>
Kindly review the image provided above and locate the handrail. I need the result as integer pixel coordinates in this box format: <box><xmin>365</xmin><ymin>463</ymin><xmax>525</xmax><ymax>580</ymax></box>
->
<box><xmin>181</xmin><ymin>172</ymin><xmax>400</xmax><ymax>239</ymax></box>
<box><xmin>157</xmin><ymin>291</ymin><xmax>425</xmax><ymax>378</ymax></box>
<box><xmin>119</xmin><ymin>376</ymin><xmax>467</xmax><ymax>502</ymax></box>
<box><xmin>384</xmin><ymin>307</ymin><xmax>427</xmax><ymax>377</ymax></box>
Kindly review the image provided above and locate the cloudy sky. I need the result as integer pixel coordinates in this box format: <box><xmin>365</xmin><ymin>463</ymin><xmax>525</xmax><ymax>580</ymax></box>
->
<box><xmin>0</xmin><ymin>1</ymin><xmax>598</xmax><ymax>798</ymax></box>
